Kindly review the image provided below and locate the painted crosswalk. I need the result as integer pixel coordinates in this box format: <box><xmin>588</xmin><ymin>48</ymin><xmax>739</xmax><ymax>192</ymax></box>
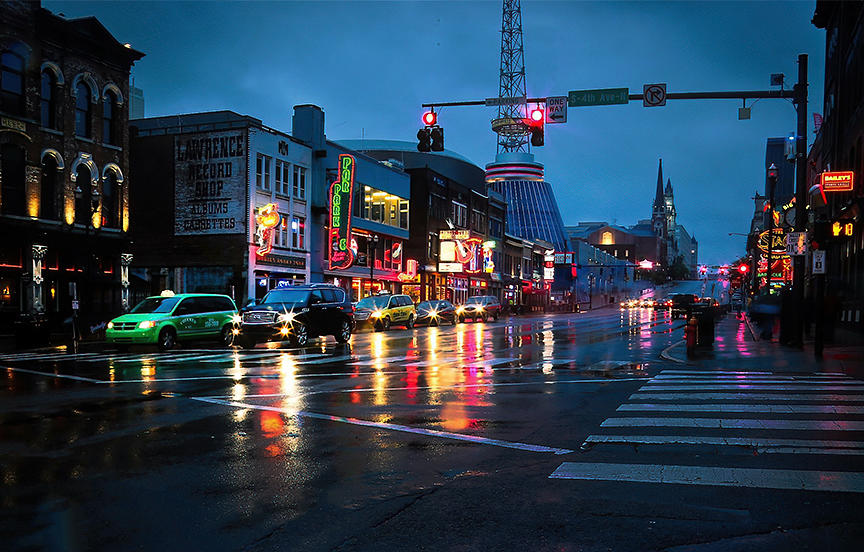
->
<box><xmin>552</xmin><ymin>369</ymin><xmax>864</xmax><ymax>493</ymax></box>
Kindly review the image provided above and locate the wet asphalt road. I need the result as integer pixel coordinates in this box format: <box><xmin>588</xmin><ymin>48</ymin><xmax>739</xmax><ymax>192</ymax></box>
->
<box><xmin>2</xmin><ymin>286</ymin><xmax>863</xmax><ymax>551</ymax></box>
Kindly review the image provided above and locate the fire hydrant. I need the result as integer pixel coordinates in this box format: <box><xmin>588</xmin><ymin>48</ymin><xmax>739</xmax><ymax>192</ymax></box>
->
<box><xmin>685</xmin><ymin>316</ymin><xmax>698</xmax><ymax>358</ymax></box>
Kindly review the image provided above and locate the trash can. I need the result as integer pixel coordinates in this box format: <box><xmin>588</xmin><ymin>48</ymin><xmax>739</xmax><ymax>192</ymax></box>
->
<box><xmin>690</xmin><ymin>304</ymin><xmax>715</xmax><ymax>346</ymax></box>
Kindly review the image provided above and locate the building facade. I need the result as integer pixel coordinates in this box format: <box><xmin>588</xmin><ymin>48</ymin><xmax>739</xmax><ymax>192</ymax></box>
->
<box><xmin>0</xmin><ymin>1</ymin><xmax>143</xmax><ymax>340</ymax></box>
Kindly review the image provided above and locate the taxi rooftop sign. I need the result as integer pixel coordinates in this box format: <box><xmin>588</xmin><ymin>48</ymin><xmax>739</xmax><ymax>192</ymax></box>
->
<box><xmin>821</xmin><ymin>171</ymin><xmax>854</xmax><ymax>192</ymax></box>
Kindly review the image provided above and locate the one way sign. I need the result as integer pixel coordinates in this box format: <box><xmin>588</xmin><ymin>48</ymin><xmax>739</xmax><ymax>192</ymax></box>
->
<box><xmin>545</xmin><ymin>96</ymin><xmax>567</xmax><ymax>124</ymax></box>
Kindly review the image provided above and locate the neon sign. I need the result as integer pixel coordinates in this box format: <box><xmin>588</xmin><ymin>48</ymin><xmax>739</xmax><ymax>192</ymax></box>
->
<box><xmin>255</xmin><ymin>203</ymin><xmax>280</xmax><ymax>257</ymax></box>
<box><xmin>398</xmin><ymin>259</ymin><xmax>419</xmax><ymax>282</ymax></box>
<box><xmin>329</xmin><ymin>154</ymin><xmax>356</xmax><ymax>270</ymax></box>
<box><xmin>821</xmin><ymin>171</ymin><xmax>854</xmax><ymax>193</ymax></box>
<box><xmin>757</xmin><ymin>228</ymin><xmax>787</xmax><ymax>255</ymax></box>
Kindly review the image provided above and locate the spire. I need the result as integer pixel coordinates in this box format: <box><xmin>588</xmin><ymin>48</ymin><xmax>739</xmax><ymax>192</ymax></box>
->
<box><xmin>665</xmin><ymin>178</ymin><xmax>673</xmax><ymax>196</ymax></box>
<box><xmin>653</xmin><ymin>159</ymin><xmax>664</xmax><ymax>209</ymax></box>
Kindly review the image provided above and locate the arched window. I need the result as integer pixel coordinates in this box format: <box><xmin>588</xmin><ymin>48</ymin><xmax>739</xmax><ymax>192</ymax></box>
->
<box><xmin>75</xmin><ymin>164</ymin><xmax>92</xmax><ymax>225</ymax></box>
<box><xmin>40</xmin><ymin>70</ymin><xmax>57</xmax><ymax>128</ymax></box>
<box><xmin>102</xmin><ymin>90</ymin><xmax>117</xmax><ymax>145</ymax></box>
<box><xmin>40</xmin><ymin>154</ymin><xmax>60</xmax><ymax>220</ymax></box>
<box><xmin>0</xmin><ymin>144</ymin><xmax>26</xmax><ymax>216</ymax></box>
<box><xmin>601</xmin><ymin>231</ymin><xmax>613</xmax><ymax>245</ymax></box>
<box><xmin>75</xmin><ymin>82</ymin><xmax>91</xmax><ymax>138</ymax></box>
<box><xmin>0</xmin><ymin>50</ymin><xmax>25</xmax><ymax>116</ymax></box>
<box><xmin>102</xmin><ymin>169</ymin><xmax>118</xmax><ymax>228</ymax></box>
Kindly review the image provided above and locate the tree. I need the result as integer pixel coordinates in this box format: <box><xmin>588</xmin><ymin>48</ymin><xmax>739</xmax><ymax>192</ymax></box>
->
<box><xmin>669</xmin><ymin>255</ymin><xmax>690</xmax><ymax>280</ymax></box>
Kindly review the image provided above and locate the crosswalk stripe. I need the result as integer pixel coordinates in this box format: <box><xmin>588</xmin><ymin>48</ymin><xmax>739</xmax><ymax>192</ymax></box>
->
<box><xmin>654</xmin><ymin>374</ymin><xmax>852</xmax><ymax>380</ymax></box>
<box><xmin>629</xmin><ymin>392</ymin><xmax>864</xmax><ymax>402</ymax></box>
<box><xmin>660</xmin><ymin>370</ymin><xmax>774</xmax><ymax>375</ymax></box>
<box><xmin>549</xmin><ymin>462</ymin><xmax>864</xmax><ymax>492</ymax></box>
<box><xmin>639</xmin><ymin>385</ymin><xmax>864</xmax><ymax>391</ymax></box>
<box><xmin>618</xmin><ymin>403</ymin><xmax>864</xmax><ymax>414</ymax></box>
<box><xmin>647</xmin><ymin>379</ymin><xmax>860</xmax><ymax>385</ymax></box>
<box><xmin>583</xmin><ymin>434</ymin><xmax>864</xmax><ymax>451</ymax></box>
<box><xmin>602</xmin><ymin>417</ymin><xmax>864</xmax><ymax>430</ymax></box>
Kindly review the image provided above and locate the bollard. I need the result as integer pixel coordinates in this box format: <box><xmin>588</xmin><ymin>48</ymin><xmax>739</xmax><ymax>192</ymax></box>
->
<box><xmin>685</xmin><ymin>316</ymin><xmax>698</xmax><ymax>358</ymax></box>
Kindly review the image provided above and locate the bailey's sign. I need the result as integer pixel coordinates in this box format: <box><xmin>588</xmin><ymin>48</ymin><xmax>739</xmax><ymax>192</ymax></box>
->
<box><xmin>821</xmin><ymin>171</ymin><xmax>854</xmax><ymax>193</ymax></box>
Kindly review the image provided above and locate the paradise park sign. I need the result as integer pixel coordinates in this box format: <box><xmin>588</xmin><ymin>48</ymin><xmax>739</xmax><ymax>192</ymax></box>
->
<box><xmin>329</xmin><ymin>154</ymin><xmax>356</xmax><ymax>270</ymax></box>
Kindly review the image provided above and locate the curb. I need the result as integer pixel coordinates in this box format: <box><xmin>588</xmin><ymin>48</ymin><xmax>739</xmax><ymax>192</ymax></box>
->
<box><xmin>660</xmin><ymin>339</ymin><xmax>688</xmax><ymax>364</ymax></box>
<box><xmin>742</xmin><ymin>313</ymin><xmax>759</xmax><ymax>341</ymax></box>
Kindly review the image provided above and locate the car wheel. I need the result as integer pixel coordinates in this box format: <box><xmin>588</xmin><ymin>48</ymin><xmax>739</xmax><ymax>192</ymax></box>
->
<box><xmin>382</xmin><ymin>317</ymin><xmax>391</xmax><ymax>331</ymax></box>
<box><xmin>288</xmin><ymin>323</ymin><xmax>308</xmax><ymax>347</ymax></box>
<box><xmin>458</xmin><ymin>315</ymin><xmax>465</xmax><ymax>324</ymax></box>
<box><xmin>157</xmin><ymin>327</ymin><xmax>176</xmax><ymax>351</ymax></box>
<box><xmin>220</xmin><ymin>325</ymin><xmax>235</xmax><ymax>347</ymax></box>
<box><xmin>335</xmin><ymin>320</ymin><xmax>351</xmax><ymax>343</ymax></box>
<box><xmin>481</xmin><ymin>312</ymin><xmax>489</xmax><ymax>322</ymax></box>
<box><xmin>405</xmin><ymin>315</ymin><xmax>415</xmax><ymax>330</ymax></box>
<box><xmin>451</xmin><ymin>315</ymin><xmax>458</xmax><ymax>326</ymax></box>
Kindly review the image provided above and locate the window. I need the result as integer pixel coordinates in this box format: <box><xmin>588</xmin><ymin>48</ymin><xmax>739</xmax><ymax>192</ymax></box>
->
<box><xmin>102</xmin><ymin>91</ymin><xmax>117</xmax><ymax>145</ymax></box>
<box><xmin>275</xmin><ymin>161</ymin><xmax>290</xmax><ymax>195</ymax></box>
<box><xmin>452</xmin><ymin>202</ymin><xmax>467</xmax><ymax>228</ymax></box>
<box><xmin>293</xmin><ymin>165</ymin><xmax>306</xmax><ymax>200</ymax></box>
<box><xmin>75</xmin><ymin>82</ymin><xmax>91</xmax><ymax>138</ymax></box>
<box><xmin>399</xmin><ymin>200</ymin><xmax>409</xmax><ymax>229</ymax></box>
<box><xmin>256</xmin><ymin>154</ymin><xmax>270</xmax><ymax>191</ymax></box>
<box><xmin>471</xmin><ymin>209</ymin><xmax>486</xmax><ymax>233</ymax></box>
<box><xmin>40</xmin><ymin>154</ymin><xmax>59</xmax><ymax>220</ymax></box>
<box><xmin>427</xmin><ymin>233</ymin><xmax>437</xmax><ymax>258</ymax></box>
<box><xmin>0</xmin><ymin>50</ymin><xmax>25</xmax><ymax>116</ymax></box>
<box><xmin>275</xmin><ymin>213</ymin><xmax>289</xmax><ymax>248</ymax></box>
<box><xmin>102</xmin><ymin>170</ymin><xmax>118</xmax><ymax>228</ymax></box>
<box><xmin>0</xmin><ymin>144</ymin><xmax>26</xmax><ymax>216</ymax></box>
<box><xmin>489</xmin><ymin>217</ymin><xmax>503</xmax><ymax>238</ymax></box>
<box><xmin>75</xmin><ymin>165</ymin><xmax>92</xmax><ymax>225</ymax></box>
<box><xmin>292</xmin><ymin>216</ymin><xmax>305</xmax><ymax>249</ymax></box>
<box><xmin>601</xmin><ymin>231</ymin><xmax>613</xmax><ymax>245</ymax></box>
<box><xmin>362</xmin><ymin>185</ymin><xmax>408</xmax><ymax>228</ymax></box>
<box><xmin>40</xmin><ymin>70</ymin><xmax>57</xmax><ymax>128</ymax></box>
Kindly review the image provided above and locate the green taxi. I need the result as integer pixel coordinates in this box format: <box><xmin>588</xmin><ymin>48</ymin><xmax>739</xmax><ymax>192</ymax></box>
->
<box><xmin>106</xmin><ymin>292</ymin><xmax>239</xmax><ymax>350</ymax></box>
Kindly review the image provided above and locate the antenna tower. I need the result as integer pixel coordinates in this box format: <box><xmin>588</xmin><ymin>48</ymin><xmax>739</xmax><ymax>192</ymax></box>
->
<box><xmin>495</xmin><ymin>0</ymin><xmax>529</xmax><ymax>153</ymax></box>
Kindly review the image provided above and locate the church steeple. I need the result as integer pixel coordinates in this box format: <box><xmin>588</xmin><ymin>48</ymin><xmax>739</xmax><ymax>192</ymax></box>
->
<box><xmin>665</xmin><ymin>178</ymin><xmax>673</xmax><ymax>196</ymax></box>
<box><xmin>653</xmin><ymin>159</ymin><xmax>665</xmax><ymax>209</ymax></box>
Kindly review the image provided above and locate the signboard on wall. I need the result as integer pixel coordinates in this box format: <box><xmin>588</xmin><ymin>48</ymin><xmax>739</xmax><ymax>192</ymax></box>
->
<box><xmin>174</xmin><ymin>130</ymin><xmax>246</xmax><ymax>235</ymax></box>
<box><xmin>328</xmin><ymin>154</ymin><xmax>356</xmax><ymax>270</ymax></box>
<box><xmin>821</xmin><ymin>171</ymin><xmax>854</xmax><ymax>192</ymax></box>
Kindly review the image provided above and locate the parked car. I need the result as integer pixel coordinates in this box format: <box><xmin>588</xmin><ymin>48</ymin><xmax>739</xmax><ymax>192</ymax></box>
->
<box><xmin>456</xmin><ymin>295</ymin><xmax>501</xmax><ymax>322</ymax></box>
<box><xmin>106</xmin><ymin>292</ymin><xmax>238</xmax><ymax>351</ymax></box>
<box><xmin>669</xmin><ymin>293</ymin><xmax>699</xmax><ymax>319</ymax></box>
<box><xmin>415</xmin><ymin>300</ymin><xmax>458</xmax><ymax>326</ymax></box>
<box><xmin>236</xmin><ymin>284</ymin><xmax>354</xmax><ymax>348</ymax></box>
<box><xmin>354</xmin><ymin>293</ymin><xmax>416</xmax><ymax>331</ymax></box>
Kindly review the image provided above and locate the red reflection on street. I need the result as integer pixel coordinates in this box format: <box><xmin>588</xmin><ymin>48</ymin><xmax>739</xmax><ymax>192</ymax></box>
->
<box><xmin>260</xmin><ymin>410</ymin><xmax>283</xmax><ymax>438</ymax></box>
<box><xmin>350</xmin><ymin>392</ymin><xmax>361</xmax><ymax>403</ymax></box>
<box><xmin>440</xmin><ymin>402</ymin><xmax>479</xmax><ymax>431</ymax></box>
<box><xmin>405</xmin><ymin>365</ymin><xmax>419</xmax><ymax>403</ymax></box>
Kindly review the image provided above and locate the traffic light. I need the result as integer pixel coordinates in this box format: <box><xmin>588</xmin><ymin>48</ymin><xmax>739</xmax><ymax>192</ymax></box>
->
<box><xmin>430</xmin><ymin>126</ymin><xmax>444</xmax><ymax>151</ymax></box>
<box><xmin>738</xmin><ymin>264</ymin><xmax>749</xmax><ymax>274</ymax></box>
<box><xmin>417</xmin><ymin>127</ymin><xmax>431</xmax><ymax>152</ymax></box>
<box><xmin>528</xmin><ymin>107</ymin><xmax>544</xmax><ymax>147</ymax></box>
<box><xmin>767</xmin><ymin>163</ymin><xmax>779</xmax><ymax>189</ymax></box>
<box><xmin>422</xmin><ymin>111</ymin><xmax>437</xmax><ymax>126</ymax></box>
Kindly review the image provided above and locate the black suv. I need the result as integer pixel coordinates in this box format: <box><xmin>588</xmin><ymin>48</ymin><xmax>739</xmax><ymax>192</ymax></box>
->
<box><xmin>237</xmin><ymin>284</ymin><xmax>354</xmax><ymax>348</ymax></box>
<box><xmin>668</xmin><ymin>293</ymin><xmax>699</xmax><ymax>319</ymax></box>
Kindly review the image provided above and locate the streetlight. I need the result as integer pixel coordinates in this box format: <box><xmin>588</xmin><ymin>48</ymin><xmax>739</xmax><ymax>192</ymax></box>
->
<box><xmin>368</xmin><ymin>234</ymin><xmax>379</xmax><ymax>298</ymax></box>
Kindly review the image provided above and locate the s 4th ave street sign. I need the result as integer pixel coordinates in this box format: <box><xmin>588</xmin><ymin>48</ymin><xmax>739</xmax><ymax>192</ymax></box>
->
<box><xmin>568</xmin><ymin>88</ymin><xmax>629</xmax><ymax>107</ymax></box>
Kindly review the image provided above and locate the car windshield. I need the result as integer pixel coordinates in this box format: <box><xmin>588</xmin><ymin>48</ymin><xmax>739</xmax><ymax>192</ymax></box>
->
<box><xmin>262</xmin><ymin>289</ymin><xmax>310</xmax><ymax>305</ymax></box>
<box><xmin>356</xmin><ymin>296</ymin><xmax>390</xmax><ymax>310</ymax></box>
<box><xmin>417</xmin><ymin>301</ymin><xmax>436</xmax><ymax>311</ymax></box>
<box><xmin>465</xmin><ymin>297</ymin><xmax>484</xmax><ymax>305</ymax></box>
<box><xmin>130</xmin><ymin>297</ymin><xmax>181</xmax><ymax>314</ymax></box>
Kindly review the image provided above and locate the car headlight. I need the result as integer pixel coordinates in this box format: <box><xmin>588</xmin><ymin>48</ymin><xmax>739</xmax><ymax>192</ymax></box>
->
<box><xmin>232</xmin><ymin>314</ymin><xmax>242</xmax><ymax>324</ymax></box>
<box><xmin>476</xmin><ymin>306</ymin><xmax>484</xmax><ymax>312</ymax></box>
<box><xmin>456</xmin><ymin>307</ymin><xmax>465</xmax><ymax>314</ymax></box>
<box><xmin>370</xmin><ymin>310</ymin><xmax>382</xmax><ymax>318</ymax></box>
<box><xmin>138</xmin><ymin>320</ymin><xmax>156</xmax><ymax>329</ymax></box>
<box><xmin>107</xmin><ymin>321</ymin><xmax>114</xmax><ymax>329</ymax></box>
<box><xmin>278</xmin><ymin>312</ymin><xmax>296</xmax><ymax>323</ymax></box>
<box><xmin>429</xmin><ymin>309</ymin><xmax>438</xmax><ymax>318</ymax></box>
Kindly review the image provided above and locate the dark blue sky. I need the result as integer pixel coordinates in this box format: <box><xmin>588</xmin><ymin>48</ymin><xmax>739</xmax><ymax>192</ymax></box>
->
<box><xmin>46</xmin><ymin>0</ymin><xmax>824</xmax><ymax>265</ymax></box>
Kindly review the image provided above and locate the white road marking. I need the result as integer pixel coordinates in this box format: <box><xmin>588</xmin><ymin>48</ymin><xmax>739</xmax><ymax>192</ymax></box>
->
<box><xmin>583</xmin><ymin>434</ymin><xmax>864</xmax><ymax>452</ymax></box>
<box><xmin>629</xmin><ymin>392</ymin><xmax>864</xmax><ymax>402</ymax></box>
<box><xmin>653</xmin><ymin>374</ymin><xmax>852</xmax><ymax>381</ymax></box>
<box><xmin>194</xmin><ymin>397</ymin><xmax>574</xmax><ymax>455</ymax></box>
<box><xmin>660</xmin><ymin>370</ymin><xmax>847</xmax><ymax>376</ymax></box>
<box><xmin>646</xmin><ymin>379</ymin><xmax>860</xmax><ymax>385</ymax></box>
<box><xmin>601</xmin><ymin>417</ymin><xmax>864</xmax><ymax>430</ymax></box>
<box><xmin>549</xmin><ymin>462</ymin><xmax>864</xmax><ymax>492</ymax></box>
<box><xmin>639</xmin><ymin>385</ymin><xmax>864</xmax><ymax>392</ymax></box>
<box><xmin>3</xmin><ymin>366</ymin><xmax>106</xmax><ymax>383</ymax></box>
<box><xmin>618</xmin><ymin>403</ymin><xmax>864</xmax><ymax>414</ymax></box>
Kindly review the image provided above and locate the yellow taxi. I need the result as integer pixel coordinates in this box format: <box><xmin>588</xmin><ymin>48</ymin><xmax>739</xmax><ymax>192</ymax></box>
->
<box><xmin>353</xmin><ymin>293</ymin><xmax>416</xmax><ymax>331</ymax></box>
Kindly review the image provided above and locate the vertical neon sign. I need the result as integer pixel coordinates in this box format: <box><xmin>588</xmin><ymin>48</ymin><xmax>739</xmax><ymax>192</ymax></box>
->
<box><xmin>329</xmin><ymin>154</ymin><xmax>356</xmax><ymax>270</ymax></box>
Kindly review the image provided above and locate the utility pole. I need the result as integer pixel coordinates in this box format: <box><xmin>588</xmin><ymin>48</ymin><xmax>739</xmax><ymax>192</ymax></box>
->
<box><xmin>792</xmin><ymin>53</ymin><xmax>808</xmax><ymax>347</ymax></box>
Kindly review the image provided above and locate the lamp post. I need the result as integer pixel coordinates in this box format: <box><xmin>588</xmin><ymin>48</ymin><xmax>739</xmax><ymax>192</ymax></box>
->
<box><xmin>368</xmin><ymin>234</ymin><xmax>379</xmax><ymax>298</ymax></box>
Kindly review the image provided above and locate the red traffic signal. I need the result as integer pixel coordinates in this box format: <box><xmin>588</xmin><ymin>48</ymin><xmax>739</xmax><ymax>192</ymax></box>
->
<box><xmin>529</xmin><ymin>107</ymin><xmax>544</xmax><ymax>123</ymax></box>
<box><xmin>767</xmin><ymin>163</ymin><xmax>779</xmax><ymax>181</ymax></box>
<box><xmin>738</xmin><ymin>264</ymin><xmax>749</xmax><ymax>274</ymax></box>
<box><xmin>422</xmin><ymin>111</ymin><xmax>437</xmax><ymax>126</ymax></box>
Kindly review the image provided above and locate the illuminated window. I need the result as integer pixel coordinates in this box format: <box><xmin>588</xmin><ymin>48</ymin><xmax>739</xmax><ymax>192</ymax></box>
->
<box><xmin>362</xmin><ymin>185</ymin><xmax>408</xmax><ymax>229</ymax></box>
<box><xmin>75</xmin><ymin>82</ymin><xmax>91</xmax><ymax>138</ymax></box>
<box><xmin>601</xmin><ymin>231</ymin><xmax>613</xmax><ymax>245</ymax></box>
<box><xmin>292</xmin><ymin>216</ymin><xmax>305</xmax><ymax>249</ymax></box>
<box><xmin>293</xmin><ymin>166</ymin><xmax>306</xmax><ymax>200</ymax></box>
<box><xmin>275</xmin><ymin>213</ymin><xmax>288</xmax><ymax>247</ymax></box>
<box><xmin>40</xmin><ymin>70</ymin><xmax>57</xmax><ymax>128</ymax></box>
<box><xmin>102</xmin><ymin>90</ymin><xmax>117</xmax><ymax>145</ymax></box>
<box><xmin>0</xmin><ymin>49</ymin><xmax>25</xmax><ymax>116</ymax></box>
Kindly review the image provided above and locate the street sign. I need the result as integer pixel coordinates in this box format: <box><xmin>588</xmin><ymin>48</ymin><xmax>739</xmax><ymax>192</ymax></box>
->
<box><xmin>545</xmin><ymin>96</ymin><xmax>567</xmax><ymax>123</ymax></box>
<box><xmin>485</xmin><ymin>96</ymin><xmax>526</xmax><ymax>107</ymax></box>
<box><xmin>786</xmin><ymin>232</ymin><xmax>807</xmax><ymax>256</ymax></box>
<box><xmin>72</xmin><ymin>300</ymin><xmax>79</xmax><ymax>310</ymax></box>
<box><xmin>567</xmin><ymin>88</ymin><xmax>629</xmax><ymax>107</ymax></box>
<box><xmin>812</xmin><ymin>250</ymin><xmax>826</xmax><ymax>274</ymax></box>
<box><xmin>643</xmin><ymin>83</ymin><xmax>667</xmax><ymax>107</ymax></box>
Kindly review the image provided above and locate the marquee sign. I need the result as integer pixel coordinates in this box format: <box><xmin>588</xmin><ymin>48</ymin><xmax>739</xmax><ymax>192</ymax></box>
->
<box><xmin>821</xmin><ymin>171</ymin><xmax>854</xmax><ymax>193</ymax></box>
<box><xmin>757</xmin><ymin>228</ymin><xmax>787</xmax><ymax>255</ymax></box>
<box><xmin>329</xmin><ymin>154</ymin><xmax>356</xmax><ymax>270</ymax></box>
<box><xmin>254</xmin><ymin>203</ymin><xmax>280</xmax><ymax>257</ymax></box>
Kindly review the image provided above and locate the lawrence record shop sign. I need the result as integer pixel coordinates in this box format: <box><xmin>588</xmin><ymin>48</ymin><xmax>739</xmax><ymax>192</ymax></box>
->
<box><xmin>174</xmin><ymin>131</ymin><xmax>246</xmax><ymax>235</ymax></box>
<box><xmin>329</xmin><ymin>154</ymin><xmax>356</xmax><ymax>270</ymax></box>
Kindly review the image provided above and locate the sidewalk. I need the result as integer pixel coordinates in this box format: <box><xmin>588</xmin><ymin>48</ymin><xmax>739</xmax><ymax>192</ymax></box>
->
<box><xmin>666</xmin><ymin>312</ymin><xmax>864</xmax><ymax>377</ymax></box>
